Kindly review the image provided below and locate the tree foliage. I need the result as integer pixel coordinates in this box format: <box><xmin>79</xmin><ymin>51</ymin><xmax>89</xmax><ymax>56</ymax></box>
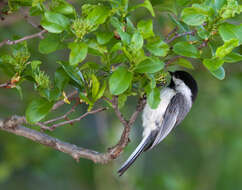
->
<box><xmin>0</xmin><ymin>0</ymin><xmax>241</xmax><ymax>122</ymax></box>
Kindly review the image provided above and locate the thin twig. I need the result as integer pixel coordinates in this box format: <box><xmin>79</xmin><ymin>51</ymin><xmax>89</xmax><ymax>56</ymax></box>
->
<box><xmin>165</xmin><ymin>27</ymin><xmax>178</xmax><ymax>41</ymax></box>
<box><xmin>52</xmin><ymin>90</ymin><xmax>78</xmax><ymax>111</ymax></box>
<box><xmin>50</xmin><ymin>107</ymin><xmax>107</xmax><ymax>130</ymax></box>
<box><xmin>0</xmin><ymin>30</ymin><xmax>47</xmax><ymax>48</ymax></box>
<box><xmin>165</xmin><ymin>55</ymin><xmax>183</xmax><ymax>66</ymax></box>
<box><xmin>44</xmin><ymin>102</ymin><xmax>78</xmax><ymax>125</ymax></box>
<box><xmin>166</xmin><ymin>30</ymin><xmax>196</xmax><ymax>44</ymax></box>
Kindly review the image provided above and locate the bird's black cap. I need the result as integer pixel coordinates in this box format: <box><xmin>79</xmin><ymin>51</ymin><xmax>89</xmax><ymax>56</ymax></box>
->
<box><xmin>169</xmin><ymin>70</ymin><xmax>198</xmax><ymax>102</ymax></box>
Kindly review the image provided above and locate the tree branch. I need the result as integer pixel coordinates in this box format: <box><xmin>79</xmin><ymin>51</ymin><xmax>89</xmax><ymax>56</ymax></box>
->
<box><xmin>0</xmin><ymin>116</ymin><xmax>108</xmax><ymax>163</ymax></box>
<box><xmin>0</xmin><ymin>30</ymin><xmax>47</xmax><ymax>48</ymax></box>
<box><xmin>165</xmin><ymin>30</ymin><xmax>196</xmax><ymax>44</ymax></box>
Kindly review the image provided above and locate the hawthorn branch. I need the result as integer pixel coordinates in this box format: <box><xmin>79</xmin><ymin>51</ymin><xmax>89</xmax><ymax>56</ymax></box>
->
<box><xmin>0</xmin><ymin>29</ymin><xmax>47</xmax><ymax>48</ymax></box>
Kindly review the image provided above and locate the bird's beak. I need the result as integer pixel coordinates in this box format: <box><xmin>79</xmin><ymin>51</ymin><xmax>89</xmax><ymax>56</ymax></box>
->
<box><xmin>168</xmin><ymin>71</ymin><xmax>174</xmax><ymax>76</ymax></box>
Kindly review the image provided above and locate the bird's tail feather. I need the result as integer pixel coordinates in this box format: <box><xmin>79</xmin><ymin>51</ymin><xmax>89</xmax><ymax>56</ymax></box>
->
<box><xmin>117</xmin><ymin>133</ymin><xmax>154</xmax><ymax>176</ymax></box>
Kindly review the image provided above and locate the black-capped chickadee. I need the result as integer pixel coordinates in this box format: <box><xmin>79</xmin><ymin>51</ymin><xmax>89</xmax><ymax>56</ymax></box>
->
<box><xmin>118</xmin><ymin>70</ymin><xmax>198</xmax><ymax>176</ymax></box>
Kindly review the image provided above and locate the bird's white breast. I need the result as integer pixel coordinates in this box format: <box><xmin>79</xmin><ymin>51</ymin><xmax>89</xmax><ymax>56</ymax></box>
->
<box><xmin>142</xmin><ymin>88</ymin><xmax>176</xmax><ymax>137</ymax></box>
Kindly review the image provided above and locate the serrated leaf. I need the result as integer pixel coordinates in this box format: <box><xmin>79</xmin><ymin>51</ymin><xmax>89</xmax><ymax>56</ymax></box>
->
<box><xmin>109</xmin><ymin>67</ymin><xmax>133</xmax><ymax>95</ymax></box>
<box><xmin>216</xmin><ymin>38</ymin><xmax>239</xmax><ymax>58</ymax></box>
<box><xmin>173</xmin><ymin>41</ymin><xmax>199</xmax><ymax>58</ymax></box>
<box><xmin>68</xmin><ymin>42</ymin><xmax>88</xmax><ymax>66</ymax></box>
<box><xmin>135</xmin><ymin>57</ymin><xmax>164</xmax><ymax>73</ymax></box>
<box><xmin>26</xmin><ymin>97</ymin><xmax>54</xmax><ymax>123</ymax></box>
<box><xmin>137</xmin><ymin>19</ymin><xmax>154</xmax><ymax>39</ymax></box>
<box><xmin>39</xmin><ymin>33</ymin><xmax>60</xmax><ymax>54</ymax></box>
<box><xmin>41</xmin><ymin>11</ymin><xmax>70</xmax><ymax>33</ymax></box>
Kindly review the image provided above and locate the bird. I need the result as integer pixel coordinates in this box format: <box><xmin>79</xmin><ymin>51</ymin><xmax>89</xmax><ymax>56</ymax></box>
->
<box><xmin>118</xmin><ymin>70</ymin><xmax>198</xmax><ymax>176</ymax></box>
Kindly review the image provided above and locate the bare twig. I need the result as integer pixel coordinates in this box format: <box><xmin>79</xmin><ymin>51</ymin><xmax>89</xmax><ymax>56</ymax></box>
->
<box><xmin>165</xmin><ymin>27</ymin><xmax>178</xmax><ymax>41</ymax></box>
<box><xmin>52</xmin><ymin>90</ymin><xmax>78</xmax><ymax>111</ymax></box>
<box><xmin>50</xmin><ymin>107</ymin><xmax>107</xmax><ymax>130</ymax></box>
<box><xmin>0</xmin><ymin>30</ymin><xmax>47</xmax><ymax>48</ymax></box>
<box><xmin>165</xmin><ymin>55</ymin><xmax>183</xmax><ymax>66</ymax></box>
<box><xmin>166</xmin><ymin>30</ymin><xmax>196</xmax><ymax>44</ymax></box>
<box><xmin>44</xmin><ymin>102</ymin><xmax>78</xmax><ymax>125</ymax></box>
<box><xmin>0</xmin><ymin>82</ymin><xmax>10</xmax><ymax>88</ymax></box>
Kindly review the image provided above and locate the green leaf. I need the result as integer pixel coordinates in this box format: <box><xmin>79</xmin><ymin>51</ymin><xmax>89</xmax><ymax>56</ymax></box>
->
<box><xmin>26</xmin><ymin>97</ymin><xmax>54</xmax><ymax>123</ymax></box>
<box><xmin>96</xmin><ymin>32</ymin><xmax>113</xmax><ymax>45</ymax></box>
<box><xmin>110</xmin><ymin>42</ymin><xmax>122</xmax><ymax>53</ymax></box>
<box><xmin>130</xmin><ymin>31</ymin><xmax>143</xmax><ymax>51</ymax></box>
<box><xmin>210</xmin><ymin>66</ymin><xmax>225</xmax><ymax>80</ymax></box>
<box><xmin>146</xmin><ymin>38</ymin><xmax>169</xmax><ymax>57</ymax></box>
<box><xmin>79</xmin><ymin>92</ymin><xmax>92</xmax><ymax>105</ymax></box>
<box><xmin>68</xmin><ymin>42</ymin><xmax>88</xmax><ymax>66</ymax></box>
<box><xmin>31</xmin><ymin>60</ymin><xmax>42</xmax><ymax>71</ymax></box>
<box><xmin>174</xmin><ymin>58</ymin><xmax>194</xmax><ymax>69</ymax></box>
<box><xmin>41</xmin><ymin>11</ymin><xmax>70</xmax><ymax>33</ymax></box>
<box><xmin>29</xmin><ymin>3</ymin><xmax>44</xmax><ymax>16</ymax></box>
<box><xmin>196</xmin><ymin>25</ymin><xmax>209</xmax><ymax>40</ymax></box>
<box><xmin>109</xmin><ymin>67</ymin><xmax>133</xmax><ymax>95</ymax></box>
<box><xmin>147</xmin><ymin>87</ymin><xmax>160</xmax><ymax>109</ymax></box>
<box><xmin>95</xmin><ymin>80</ymin><xmax>107</xmax><ymax>100</ymax></box>
<box><xmin>181</xmin><ymin>6</ymin><xmax>209</xmax><ymax>26</ymax></box>
<box><xmin>173</xmin><ymin>41</ymin><xmax>199</xmax><ymax>58</ymax></box>
<box><xmin>223</xmin><ymin>52</ymin><xmax>242</xmax><ymax>63</ymax></box>
<box><xmin>203</xmin><ymin>58</ymin><xmax>224</xmax><ymax>71</ymax></box>
<box><xmin>54</xmin><ymin>67</ymin><xmax>69</xmax><ymax>90</ymax></box>
<box><xmin>84</xmin><ymin>4</ymin><xmax>110</xmax><ymax>29</ymax></box>
<box><xmin>140</xmin><ymin>0</ymin><xmax>155</xmax><ymax>17</ymax></box>
<box><xmin>137</xmin><ymin>19</ymin><xmax>154</xmax><ymax>39</ymax></box>
<box><xmin>118</xmin><ymin>94</ymin><xmax>127</xmax><ymax>108</ymax></box>
<box><xmin>216</xmin><ymin>38</ymin><xmax>239</xmax><ymax>58</ymax></box>
<box><xmin>219</xmin><ymin>23</ymin><xmax>242</xmax><ymax>44</ymax></box>
<box><xmin>51</xmin><ymin>0</ymin><xmax>75</xmax><ymax>15</ymax></box>
<box><xmin>135</xmin><ymin>57</ymin><xmax>164</xmax><ymax>73</ymax></box>
<box><xmin>91</xmin><ymin>74</ymin><xmax>100</xmax><ymax>99</ymax></box>
<box><xmin>39</xmin><ymin>33</ymin><xmax>60</xmax><ymax>54</ymax></box>
<box><xmin>58</xmin><ymin>61</ymin><xmax>84</xmax><ymax>88</ymax></box>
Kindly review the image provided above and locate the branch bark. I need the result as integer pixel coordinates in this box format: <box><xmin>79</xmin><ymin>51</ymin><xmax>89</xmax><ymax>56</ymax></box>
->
<box><xmin>0</xmin><ymin>30</ymin><xmax>47</xmax><ymax>48</ymax></box>
<box><xmin>0</xmin><ymin>97</ymin><xmax>145</xmax><ymax>164</ymax></box>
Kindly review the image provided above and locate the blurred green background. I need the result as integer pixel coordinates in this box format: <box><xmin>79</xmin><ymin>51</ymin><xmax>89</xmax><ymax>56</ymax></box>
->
<box><xmin>0</xmin><ymin>1</ymin><xmax>242</xmax><ymax>189</ymax></box>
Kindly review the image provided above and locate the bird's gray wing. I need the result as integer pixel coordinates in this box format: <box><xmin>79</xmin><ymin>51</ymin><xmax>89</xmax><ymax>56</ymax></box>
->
<box><xmin>148</xmin><ymin>93</ymin><xmax>189</xmax><ymax>150</ymax></box>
